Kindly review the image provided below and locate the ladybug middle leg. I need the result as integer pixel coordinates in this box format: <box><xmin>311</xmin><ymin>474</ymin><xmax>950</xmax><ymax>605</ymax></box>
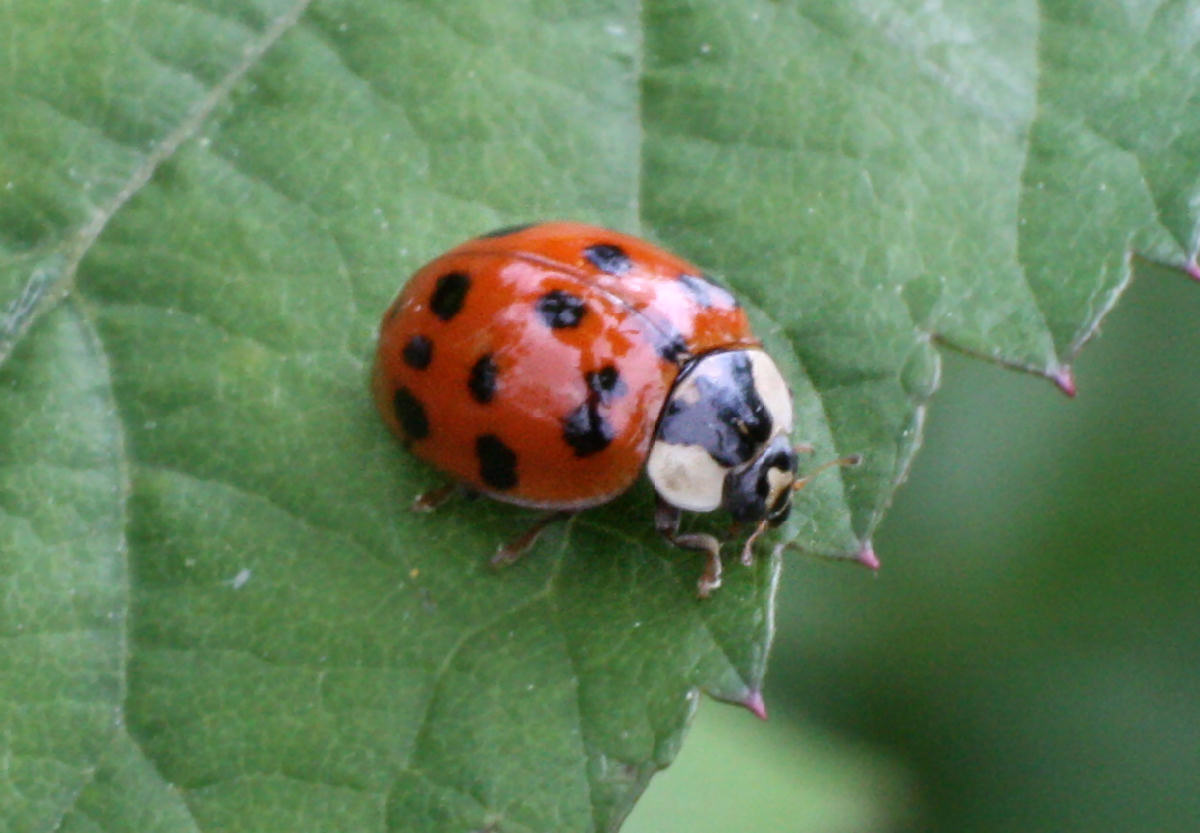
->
<box><xmin>490</xmin><ymin>511</ymin><xmax>573</xmax><ymax>569</ymax></box>
<box><xmin>411</xmin><ymin>482</ymin><xmax>477</xmax><ymax>513</ymax></box>
<box><xmin>655</xmin><ymin>497</ymin><xmax>723</xmax><ymax>599</ymax></box>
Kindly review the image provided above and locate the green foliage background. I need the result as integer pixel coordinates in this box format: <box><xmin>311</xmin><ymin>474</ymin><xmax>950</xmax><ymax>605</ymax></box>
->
<box><xmin>2</xmin><ymin>1</ymin><xmax>1198</xmax><ymax>831</ymax></box>
<box><xmin>628</xmin><ymin>270</ymin><xmax>1200</xmax><ymax>832</ymax></box>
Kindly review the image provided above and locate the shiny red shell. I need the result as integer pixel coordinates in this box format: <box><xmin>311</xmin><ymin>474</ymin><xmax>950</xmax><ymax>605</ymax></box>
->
<box><xmin>372</xmin><ymin>222</ymin><xmax>759</xmax><ymax>509</ymax></box>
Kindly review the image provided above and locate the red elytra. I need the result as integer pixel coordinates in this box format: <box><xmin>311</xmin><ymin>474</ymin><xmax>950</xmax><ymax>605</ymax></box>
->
<box><xmin>371</xmin><ymin>221</ymin><xmax>839</xmax><ymax>598</ymax></box>
<box><xmin>372</xmin><ymin>221</ymin><xmax>759</xmax><ymax>509</ymax></box>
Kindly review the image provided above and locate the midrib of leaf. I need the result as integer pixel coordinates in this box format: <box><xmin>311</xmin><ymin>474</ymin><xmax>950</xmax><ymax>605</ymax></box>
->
<box><xmin>4</xmin><ymin>300</ymin><xmax>134</xmax><ymax>833</ymax></box>
<box><xmin>72</xmin><ymin>308</ymin><xmax>133</xmax><ymax>824</ymax></box>
<box><xmin>0</xmin><ymin>0</ymin><xmax>314</xmax><ymax>368</ymax></box>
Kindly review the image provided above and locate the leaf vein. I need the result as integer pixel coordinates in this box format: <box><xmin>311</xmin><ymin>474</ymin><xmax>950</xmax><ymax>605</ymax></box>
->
<box><xmin>0</xmin><ymin>0</ymin><xmax>314</xmax><ymax>367</ymax></box>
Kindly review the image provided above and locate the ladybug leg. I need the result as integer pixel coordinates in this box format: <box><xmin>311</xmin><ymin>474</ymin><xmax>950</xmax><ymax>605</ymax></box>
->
<box><xmin>655</xmin><ymin>498</ymin><xmax>723</xmax><ymax>599</ymax></box>
<box><xmin>490</xmin><ymin>511</ymin><xmax>572</xmax><ymax>569</ymax></box>
<box><xmin>739</xmin><ymin>518</ymin><xmax>770</xmax><ymax>566</ymax></box>
<box><xmin>411</xmin><ymin>482</ymin><xmax>464</xmax><ymax>513</ymax></box>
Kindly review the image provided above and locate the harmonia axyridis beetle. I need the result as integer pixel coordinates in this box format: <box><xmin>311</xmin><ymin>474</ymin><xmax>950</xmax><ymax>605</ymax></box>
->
<box><xmin>373</xmin><ymin>222</ymin><xmax>853</xmax><ymax>597</ymax></box>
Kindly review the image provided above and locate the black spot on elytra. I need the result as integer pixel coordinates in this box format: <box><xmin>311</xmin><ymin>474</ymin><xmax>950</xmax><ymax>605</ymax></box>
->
<box><xmin>583</xmin><ymin>243</ymin><xmax>633</xmax><ymax>275</ymax></box>
<box><xmin>585</xmin><ymin>365</ymin><xmax>626</xmax><ymax>405</ymax></box>
<box><xmin>479</xmin><ymin>223</ymin><xmax>536</xmax><ymax>238</ymax></box>
<box><xmin>477</xmin><ymin>434</ymin><xmax>518</xmax><ymax>490</ymax></box>
<box><xmin>655</xmin><ymin>330</ymin><xmax>691</xmax><ymax>364</ymax></box>
<box><xmin>562</xmin><ymin>402</ymin><xmax>614</xmax><ymax>457</ymax></box>
<box><xmin>430</xmin><ymin>272</ymin><xmax>470</xmax><ymax>320</ymax></box>
<box><xmin>468</xmin><ymin>353</ymin><xmax>498</xmax><ymax>404</ymax></box>
<box><xmin>679</xmin><ymin>273</ymin><xmax>738</xmax><ymax>309</ymax></box>
<box><xmin>402</xmin><ymin>334</ymin><xmax>433</xmax><ymax>369</ymax></box>
<box><xmin>393</xmin><ymin>387</ymin><xmax>429</xmax><ymax>440</ymax></box>
<box><xmin>563</xmin><ymin>365</ymin><xmax>622</xmax><ymax>457</ymax></box>
<box><xmin>536</xmin><ymin>290</ymin><xmax>587</xmax><ymax>328</ymax></box>
<box><xmin>655</xmin><ymin>351</ymin><xmax>770</xmax><ymax>467</ymax></box>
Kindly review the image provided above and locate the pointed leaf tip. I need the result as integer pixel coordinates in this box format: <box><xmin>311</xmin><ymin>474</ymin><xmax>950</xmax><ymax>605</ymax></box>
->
<box><xmin>740</xmin><ymin>689</ymin><xmax>768</xmax><ymax>721</ymax></box>
<box><xmin>1052</xmin><ymin>367</ymin><xmax>1077</xmax><ymax>398</ymax></box>
<box><xmin>1186</xmin><ymin>261</ymin><xmax>1200</xmax><ymax>282</ymax></box>
<box><xmin>856</xmin><ymin>542</ymin><xmax>881</xmax><ymax>572</ymax></box>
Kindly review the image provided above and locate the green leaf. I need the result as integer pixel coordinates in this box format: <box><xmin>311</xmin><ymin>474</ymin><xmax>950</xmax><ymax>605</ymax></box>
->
<box><xmin>1</xmin><ymin>0</ymin><xmax>1196</xmax><ymax>831</ymax></box>
<box><xmin>59</xmin><ymin>730</ymin><xmax>200</xmax><ymax>833</ymax></box>
<box><xmin>0</xmin><ymin>304</ymin><xmax>127</xmax><ymax>828</ymax></box>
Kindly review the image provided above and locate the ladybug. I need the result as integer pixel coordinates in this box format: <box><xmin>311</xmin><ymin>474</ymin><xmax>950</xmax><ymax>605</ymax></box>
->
<box><xmin>373</xmin><ymin>222</ymin><xmax>848</xmax><ymax>596</ymax></box>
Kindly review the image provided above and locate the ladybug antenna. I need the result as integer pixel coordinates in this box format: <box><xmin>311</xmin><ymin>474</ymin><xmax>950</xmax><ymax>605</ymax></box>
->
<box><xmin>793</xmin><ymin>453</ymin><xmax>862</xmax><ymax>492</ymax></box>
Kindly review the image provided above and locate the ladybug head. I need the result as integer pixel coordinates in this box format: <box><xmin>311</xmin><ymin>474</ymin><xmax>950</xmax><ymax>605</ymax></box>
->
<box><xmin>722</xmin><ymin>435</ymin><xmax>798</xmax><ymax>526</ymax></box>
<box><xmin>646</xmin><ymin>348</ymin><xmax>796</xmax><ymax>524</ymax></box>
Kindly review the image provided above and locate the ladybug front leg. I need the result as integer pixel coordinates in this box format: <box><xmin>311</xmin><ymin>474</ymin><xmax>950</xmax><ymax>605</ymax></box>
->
<box><xmin>655</xmin><ymin>498</ymin><xmax>723</xmax><ymax>599</ymax></box>
<box><xmin>490</xmin><ymin>511</ymin><xmax>572</xmax><ymax>569</ymax></box>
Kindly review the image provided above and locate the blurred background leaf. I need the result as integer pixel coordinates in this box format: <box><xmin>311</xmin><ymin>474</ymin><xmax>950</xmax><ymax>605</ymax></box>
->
<box><xmin>2</xmin><ymin>0</ymin><xmax>1198</xmax><ymax>831</ymax></box>
<box><xmin>625</xmin><ymin>264</ymin><xmax>1200</xmax><ymax>832</ymax></box>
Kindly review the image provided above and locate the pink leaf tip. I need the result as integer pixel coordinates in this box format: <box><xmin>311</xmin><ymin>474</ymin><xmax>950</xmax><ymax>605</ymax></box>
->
<box><xmin>1052</xmin><ymin>366</ymin><xmax>1077</xmax><ymax>398</ymax></box>
<box><xmin>856</xmin><ymin>542</ymin><xmax>881</xmax><ymax>571</ymax></box>
<box><xmin>1186</xmin><ymin>260</ymin><xmax>1200</xmax><ymax>282</ymax></box>
<box><xmin>740</xmin><ymin>689</ymin><xmax>768</xmax><ymax>721</ymax></box>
